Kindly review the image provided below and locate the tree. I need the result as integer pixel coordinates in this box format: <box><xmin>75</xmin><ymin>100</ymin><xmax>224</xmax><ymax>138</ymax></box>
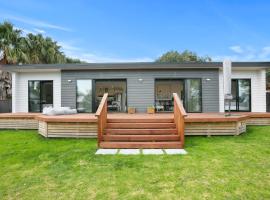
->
<box><xmin>0</xmin><ymin>21</ymin><xmax>83</xmax><ymax>100</ymax></box>
<box><xmin>0</xmin><ymin>21</ymin><xmax>28</xmax><ymax>64</ymax></box>
<box><xmin>0</xmin><ymin>21</ymin><xmax>27</xmax><ymax>100</ymax></box>
<box><xmin>66</xmin><ymin>57</ymin><xmax>86</xmax><ymax>64</ymax></box>
<box><xmin>156</xmin><ymin>50</ymin><xmax>211</xmax><ymax>63</ymax></box>
<box><xmin>21</xmin><ymin>33</ymin><xmax>66</xmax><ymax>64</ymax></box>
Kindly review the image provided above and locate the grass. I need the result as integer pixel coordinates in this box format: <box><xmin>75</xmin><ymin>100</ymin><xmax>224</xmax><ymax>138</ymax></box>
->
<box><xmin>0</xmin><ymin>126</ymin><xmax>269</xmax><ymax>200</ymax></box>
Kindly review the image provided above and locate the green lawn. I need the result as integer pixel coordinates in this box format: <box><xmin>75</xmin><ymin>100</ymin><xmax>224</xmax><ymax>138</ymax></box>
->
<box><xmin>0</xmin><ymin>126</ymin><xmax>269</xmax><ymax>200</ymax></box>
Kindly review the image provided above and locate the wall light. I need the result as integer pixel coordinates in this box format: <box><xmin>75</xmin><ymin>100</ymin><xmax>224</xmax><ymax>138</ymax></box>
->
<box><xmin>138</xmin><ymin>78</ymin><xmax>143</xmax><ymax>82</ymax></box>
<box><xmin>205</xmin><ymin>78</ymin><xmax>211</xmax><ymax>81</ymax></box>
<box><xmin>68</xmin><ymin>80</ymin><xmax>72</xmax><ymax>83</ymax></box>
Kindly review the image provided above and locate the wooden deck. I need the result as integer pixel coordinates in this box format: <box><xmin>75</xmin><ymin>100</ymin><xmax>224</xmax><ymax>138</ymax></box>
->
<box><xmin>36</xmin><ymin>114</ymin><xmax>97</xmax><ymax>138</ymax></box>
<box><xmin>0</xmin><ymin>112</ymin><xmax>269</xmax><ymax>137</ymax></box>
<box><xmin>0</xmin><ymin>113</ymin><xmax>39</xmax><ymax>129</ymax></box>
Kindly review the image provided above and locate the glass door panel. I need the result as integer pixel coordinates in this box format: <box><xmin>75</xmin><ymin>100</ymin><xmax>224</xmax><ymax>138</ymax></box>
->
<box><xmin>155</xmin><ymin>80</ymin><xmax>184</xmax><ymax>112</ymax></box>
<box><xmin>238</xmin><ymin>80</ymin><xmax>251</xmax><ymax>111</ymax></box>
<box><xmin>76</xmin><ymin>80</ymin><xmax>93</xmax><ymax>113</ymax></box>
<box><xmin>28</xmin><ymin>81</ymin><xmax>53</xmax><ymax>112</ymax></box>
<box><xmin>29</xmin><ymin>81</ymin><xmax>41</xmax><ymax>112</ymax></box>
<box><xmin>41</xmin><ymin>81</ymin><xmax>53</xmax><ymax>110</ymax></box>
<box><xmin>225</xmin><ymin>79</ymin><xmax>251</xmax><ymax>112</ymax></box>
<box><xmin>95</xmin><ymin>80</ymin><xmax>127</xmax><ymax>112</ymax></box>
<box><xmin>185</xmin><ymin>79</ymin><xmax>202</xmax><ymax>112</ymax></box>
<box><xmin>228</xmin><ymin>80</ymin><xmax>238</xmax><ymax>111</ymax></box>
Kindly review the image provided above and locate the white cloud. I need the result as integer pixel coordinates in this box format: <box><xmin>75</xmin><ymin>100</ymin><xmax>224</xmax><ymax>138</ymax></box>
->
<box><xmin>59</xmin><ymin>41</ymin><xmax>153</xmax><ymax>63</ymax></box>
<box><xmin>213</xmin><ymin>45</ymin><xmax>270</xmax><ymax>61</ymax></box>
<box><xmin>1</xmin><ymin>13</ymin><xmax>71</xmax><ymax>32</ymax></box>
<box><xmin>33</xmin><ymin>28</ymin><xmax>45</xmax><ymax>34</ymax></box>
<box><xmin>229</xmin><ymin>45</ymin><xmax>244</xmax><ymax>54</ymax></box>
<box><xmin>14</xmin><ymin>26</ymin><xmax>46</xmax><ymax>36</ymax></box>
<box><xmin>260</xmin><ymin>46</ymin><xmax>270</xmax><ymax>59</ymax></box>
<box><xmin>58</xmin><ymin>41</ymin><xmax>81</xmax><ymax>51</ymax></box>
<box><xmin>76</xmin><ymin>53</ymin><xmax>153</xmax><ymax>63</ymax></box>
<box><xmin>68</xmin><ymin>51</ymin><xmax>153</xmax><ymax>63</ymax></box>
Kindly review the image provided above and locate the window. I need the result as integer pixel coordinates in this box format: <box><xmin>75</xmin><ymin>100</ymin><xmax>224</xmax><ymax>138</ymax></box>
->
<box><xmin>28</xmin><ymin>81</ymin><xmax>53</xmax><ymax>112</ymax></box>
<box><xmin>76</xmin><ymin>80</ymin><xmax>93</xmax><ymax>113</ymax></box>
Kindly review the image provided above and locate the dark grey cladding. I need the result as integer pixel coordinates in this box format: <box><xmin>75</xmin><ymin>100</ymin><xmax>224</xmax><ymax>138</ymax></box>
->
<box><xmin>61</xmin><ymin>69</ymin><xmax>219</xmax><ymax>112</ymax></box>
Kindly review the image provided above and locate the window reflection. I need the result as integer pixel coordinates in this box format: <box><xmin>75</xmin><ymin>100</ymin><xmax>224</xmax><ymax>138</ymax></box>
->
<box><xmin>186</xmin><ymin>79</ymin><xmax>201</xmax><ymax>112</ymax></box>
<box><xmin>76</xmin><ymin>80</ymin><xmax>92</xmax><ymax>113</ymax></box>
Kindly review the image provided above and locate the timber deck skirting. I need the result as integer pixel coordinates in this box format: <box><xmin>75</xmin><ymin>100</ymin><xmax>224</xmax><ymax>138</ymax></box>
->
<box><xmin>0</xmin><ymin>112</ymin><xmax>269</xmax><ymax>137</ymax></box>
<box><xmin>38</xmin><ymin>121</ymin><xmax>98</xmax><ymax>138</ymax></box>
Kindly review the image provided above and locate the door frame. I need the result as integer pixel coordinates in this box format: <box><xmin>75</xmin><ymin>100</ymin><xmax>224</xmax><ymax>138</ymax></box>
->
<box><xmin>154</xmin><ymin>78</ymin><xmax>202</xmax><ymax>113</ymax></box>
<box><xmin>75</xmin><ymin>79</ymin><xmax>94</xmax><ymax>113</ymax></box>
<box><xmin>229</xmin><ymin>79</ymin><xmax>251</xmax><ymax>112</ymax></box>
<box><xmin>184</xmin><ymin>78</ymin><xmax>202</xmax><ymax>113</ymax></box>
<box><xmin>28</xmin><ymin>80</ymin><xmax>54</xmax><ymax>112</ymax></box>
<box><xmin>93</xmin><ymin>79</ymin><xmax>128</xmax><ymax>113</ymax></box>
<box><xmin>154</xmin><ymin>78</ymin><xmax>185</xmax><ymax>113</ymax></box>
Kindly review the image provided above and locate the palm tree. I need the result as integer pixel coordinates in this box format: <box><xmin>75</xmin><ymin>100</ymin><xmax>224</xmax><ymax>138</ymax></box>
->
<box><xmin>23</xmin><ymin>33</ymin><xmax>66</xmax><ymax>64</ymax></box>
<box><xmin>0</xmin><ymin>21</ymin><xmax>28</xmax><ymax>64</ymax></box>
<box><xmin>0</xmin><ymin>21</ymin><xmax>28</xmax><ymax>100</ymax></box>
<box><xmin>0</xmin><ymin>21</ymin><xmax>82</xmax><ymax>101</ymax></box>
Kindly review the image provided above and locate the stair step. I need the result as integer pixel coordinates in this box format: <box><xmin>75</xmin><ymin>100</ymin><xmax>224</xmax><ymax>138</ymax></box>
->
<box><xmin>107</xmin><ymin>118</ymin><xmax>174</xmax><ymax>123</ymax></box>
<box><xmin>103</xmin><ymin>134</ymin><xmax>180</xmax><ymax>141</ymax></box>
<box><xmin>107</xmin><ymin>123</ymin><xmax>176</xmax><ymax>129</ymax></box>
<box><xmin>105</xmin><ymin>128</ymin><xmax>177</xmax><ymax>135</ymax></box>
<box><xmin>100</xmin><ymin>141</ymin><xmax>183</xmax><ymax>149</ymax></box>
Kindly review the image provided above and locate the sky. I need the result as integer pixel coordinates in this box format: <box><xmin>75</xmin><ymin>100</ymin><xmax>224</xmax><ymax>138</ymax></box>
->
<box><xmin>0</xmin><ymin>0</ymin><xmax>269</xmax><ymax>62</ymax></box>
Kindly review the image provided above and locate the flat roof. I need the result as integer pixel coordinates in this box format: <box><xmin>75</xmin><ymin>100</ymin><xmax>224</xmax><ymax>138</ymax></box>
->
<box><xmin>1</xmin><ymin>62</ymin><xmax>270</xmax><ymax>72</ymax></box>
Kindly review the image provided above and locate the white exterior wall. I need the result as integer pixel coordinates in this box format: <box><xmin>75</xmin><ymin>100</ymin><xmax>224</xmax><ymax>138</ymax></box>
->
<box><xmin>219</xmin><ymin>69</ymin><xmax>266</xmax><ymax>112</ymax></box>
<box><xmin>12</xmin><ymin>72</ymin><xmax>61</xmax><ymax>112</ymax></box>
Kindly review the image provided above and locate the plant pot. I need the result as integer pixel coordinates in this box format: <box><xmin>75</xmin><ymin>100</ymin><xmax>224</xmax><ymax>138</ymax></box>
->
<box><xmin>147</xmin><ymin>107</ymin><xmax>155</xmax><ymax>114</ymax></box>
<box><xmin>128</xmin><ymin>107</ymin><xmax>136</xmax><ymax>114</ymax></box>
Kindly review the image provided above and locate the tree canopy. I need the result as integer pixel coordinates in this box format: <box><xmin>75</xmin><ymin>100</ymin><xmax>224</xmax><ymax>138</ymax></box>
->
<box><xmin>0</xmin><ymin>21</ymin><xmax>82</xmax><ymax>64</ymax></box>
<box><xmin>0</xmin><ymin>21</ymin><xmax>83</xmax><ymax>100</ymax></box>
<box><xmin>156</xmin><ymin>50</ymin><xmax>211</xmax><ymax>63</ymax></box>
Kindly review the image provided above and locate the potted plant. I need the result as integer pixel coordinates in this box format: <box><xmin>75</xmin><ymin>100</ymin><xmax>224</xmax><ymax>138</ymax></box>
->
<box><xmin>147</xmin><ymin>105</ymin><xmax>155</xmax><ymax>114</ymax></box>
<box><xmin>128</xmin><ymin>107</ymin><xmax>136</xmax><ymax>114</ymax></box>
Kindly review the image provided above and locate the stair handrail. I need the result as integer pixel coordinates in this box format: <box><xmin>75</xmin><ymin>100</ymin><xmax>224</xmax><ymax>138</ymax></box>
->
<box><xmin>95</xmin><ymin>93</ymin><xmax>108</xmax><ymax>146</ymax></box>
<box><xmin>173</xmin><ymin>93</ymin><xmax>187</xmax><ymax>147</ymax></box>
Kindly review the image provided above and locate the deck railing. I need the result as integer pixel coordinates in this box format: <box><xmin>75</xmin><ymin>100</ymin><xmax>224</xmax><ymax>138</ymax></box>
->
<box><xmin>173</xmin><ymin>93</ymin><xmax>187</xmax><ymax>147</ymax></box>
<box><xmin>95</xmin><ymin>93</ymin><xmax>108</xmax><ymax>146</ymax></box>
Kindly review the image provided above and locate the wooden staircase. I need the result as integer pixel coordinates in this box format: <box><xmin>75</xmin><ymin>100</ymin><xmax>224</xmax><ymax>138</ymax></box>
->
<box><xmin>100</xmin><ymin>116</ymin><xmax>182</xmax><ymax>148</ymax></box>
<box><xmin>95</xmin><ymin>93</ymin><xmax>187</xmax><ymax>149</ymax></box>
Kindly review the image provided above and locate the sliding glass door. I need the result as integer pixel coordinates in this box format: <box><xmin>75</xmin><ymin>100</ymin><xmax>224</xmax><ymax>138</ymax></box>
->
<box><xmin>155</xmin><ymin>79</ymin><xmax>202</xmax><ymax>113</ymax></box>
<box><xmin>29</xmin><ymin>81</ymin><xmax>41</xmax><ymax>112</ymax></box>
<box><xmin>227</xmin><ymin>79</ymin><xmax>251</xmax><ymax>112</ymax></box>
<box><xmin>76</xmin><ymin>80</ymin><xmax>93</xmax><ymax>113</ymax></box>
<box><xmin>155</xmin><ymin>80</ymin><xmax>184</xmax><ymax>112</ymax></box>
<box><xmin>28</xmin><ymin>81</ymin><xmax>53</xmax><ymax>112</ymax></box>
<box><xmin>95</xmin><ymin>80</ymin><xmax>127</xmax><ymax>112</ymax></box>
<box><xmin>185</xmin><ymin>79</ymin><xmax>202</xmax><ymax>112</ymax></box>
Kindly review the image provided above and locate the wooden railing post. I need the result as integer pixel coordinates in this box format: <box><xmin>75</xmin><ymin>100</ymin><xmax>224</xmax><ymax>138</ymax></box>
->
<box><xmin>173</xmin><ymin>93</ymin><xmax>187</xmax><ymax>147</ymax></box>
<box><xmin>95</xmin><ymin>93</ymin><xmax>108</xmax><ymax>147</ymax></box>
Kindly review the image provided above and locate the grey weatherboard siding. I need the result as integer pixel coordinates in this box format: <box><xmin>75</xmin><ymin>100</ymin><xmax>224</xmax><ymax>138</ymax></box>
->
<box><xmin>61</xmin><ymin>69</ymin><xmax>219</xmax><ymax>112</ymax></box>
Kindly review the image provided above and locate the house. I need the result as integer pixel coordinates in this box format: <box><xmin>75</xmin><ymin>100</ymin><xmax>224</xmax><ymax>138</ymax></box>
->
<box><xmin>1</xmin><ymin>61</ymin><xmax>270</xmax><ymax>148</ymax></box>
<box><xmin>1</xmin><ymin>61</ymin><xmax>269</xmax><ymax>114</ymax></box>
